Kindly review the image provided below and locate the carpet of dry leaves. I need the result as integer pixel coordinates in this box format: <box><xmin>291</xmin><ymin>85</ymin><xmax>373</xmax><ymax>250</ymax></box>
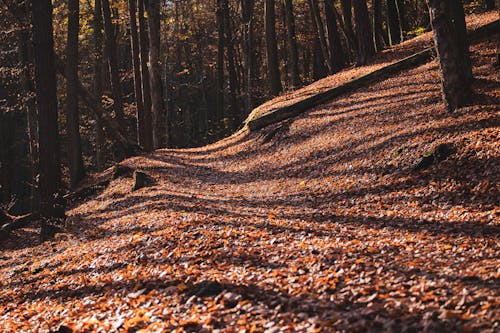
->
<box><xmin>1</xmin><ymin>24</ymin><xmax>499</xmax><ymax>333</ymax></box>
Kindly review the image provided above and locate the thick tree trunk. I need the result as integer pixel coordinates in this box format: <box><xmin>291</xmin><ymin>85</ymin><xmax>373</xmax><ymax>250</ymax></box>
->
<box><xmin>265</xmin><ymin>0</ymin><xmax>283</xmax><ymax>96</ymax></box>
<box><xmin>146</xmin><ymin>0</ymin><xmax>165</xmax><ymax>148</ymax></box>
<box><xmin>283</xmin><ymin>0</ymin><xmax>301</xmax><ymax>88</ymax></box>
<box><xmin>387</xmin><ymin>0</ymin><xmax>402</xmax><ymax>45</ymax></box>
<box><xmin>428</xmin><ymin>0</ymin><xmax>473</xmax><ymax>111</ymax></box>
<box><xmin>31</xmin><ymin>0</ymin><xmax>62</xmax><ymax>238</ymax></box>
<box><xmin>353</xmin><ymin>0</ymin><xmax>375</xmax><ymax>65</ymax></box>
<box><xmin>65</xmin><ymin>0</ymin><xmax>85</xmax><ymax>189</ymax></box>
<box><xmin>101</xmin><ymin>0</ymin><xmax>125</xmax><ymax>127</ymax></box>
<box><xmin>17</xmin><ymin>0</ymin><xmax>39</xmax><ymax>212</ymax></box>
<box><xmin>137</xmin><ymin>0</ymin><xmax>153</xmax><ymax>151</ymax></box>
<box><xmin>93</xmin><ymin>0</ymin><xmax>106</xmax><ymax>171</ymax></box>
<box><xmin>324</xmin><ymin>0</ymin><xmax>345</xmax><ymax>72</ymax></box>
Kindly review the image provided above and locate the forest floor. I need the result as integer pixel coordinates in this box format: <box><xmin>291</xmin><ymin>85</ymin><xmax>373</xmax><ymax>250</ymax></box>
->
<box><xmin>1</xmin><ymin>17</ymin><xmax>499</xmax><ymax>333</ymax></box>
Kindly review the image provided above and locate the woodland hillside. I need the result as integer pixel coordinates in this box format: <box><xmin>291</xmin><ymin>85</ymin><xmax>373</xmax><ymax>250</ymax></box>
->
<box><xmin>0</xmin><ymin>0</ymin><xmax>499</xmax><ymax>332</ymax></box>
<box><xmin>1</xmin><ymin>10</ymin><xmax>499</xmax><ymax>333</ymax></box>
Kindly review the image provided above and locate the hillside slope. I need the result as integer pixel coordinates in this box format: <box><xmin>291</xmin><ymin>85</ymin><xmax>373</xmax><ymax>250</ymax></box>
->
<box><xmin>0</xmin><ymin>32</ymin><xmax>499</xmax><ymax>332</ymax></box>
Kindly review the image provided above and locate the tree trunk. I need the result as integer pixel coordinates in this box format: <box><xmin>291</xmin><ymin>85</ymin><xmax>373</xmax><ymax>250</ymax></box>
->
<box><xmin>265</xmin><ymin>0</ymin><xmax>283</xmax><ymax>96</ymax></box>
<box><xmin>128</xmin><ymin>0</ymin><xmax>147</xmax><ymax>151</ymax></box>
<box><xmin>241</xmin><ymin>0</ymin><xmax>255</xmax><ymax>112</ymax></box>
<box><xmin>353</xmin><ymin>0</ymin><xmax>375</xmax><ymax>65</ymax></box>
<box><xmin>324</xmin><ymin>0</ymin><xmax>345</xmax><ymax>72</ymax></box>
<box><xmin>146</xmin><ymin>0</ymin><xmax>165</xmax><ymax>148</ymax></box>
<box><xmin>93</xmin><ymin>0</ymin><xmax>106</xmax><ymax>171</ymax></box>
<box><xmin>137</xmin><ymin>0</ymin><xmax>153</xmax><ymax>151</ymax></box>
<box><xmin>309</xmin><ymin>0</ymin><xmax>332</xmax><ymax>73</ymax></box>
<box><xmin>31</xmin><ymin>0</ymin><xmax>62</xmax><ymax>237</ymax></box>
<box><xmin>387</xmin><ymin>0</ymin><xmax>402</xmax><ymax>45</ymax></box>
<box><xmin>223</xmin><ymin>0</ymin><xmax>240</xmax><ymax>127</ymax></box>
<box><xmin>427</xmin><ymin>0</ymin><xmax>473</xmax><ymax>111</ymax></box>
<box><xmin>372</xmin><ymin>0</ymin><xmax>386</xmax><ymax>51</ymax></box>
<box><xmin>216</xmin><ymin>0</ymin><xmax>225</xmax><ymax>122</ymax></box>
<box><xmin>18</xmin><ymin>0</ymin><xmax>39</xmax><ymax>212</ymax></box>
<box><xmin>283</xmin><ymin>0</ymin><xmax>301</xmax><ymax>88</ymax></box>
<box><xmin>340</xmin><ymin>0</ymin><xmax>357</xmax><ymax>55</ymax></box>
<box><xmin>101</xmin><ymin>0</ymin><xmax>125</xmax><ymax>127</ymax></box>
<box><xmin>65</xmin><ymin>0</ymin><xmax>85</xmax><ymax>189</ymax></box>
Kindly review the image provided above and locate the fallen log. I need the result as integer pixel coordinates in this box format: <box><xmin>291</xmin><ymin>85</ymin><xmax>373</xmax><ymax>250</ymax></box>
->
<box><xmin>246</xmin><ymin>20</ymin><xmax>500</xmax><ymax>131</ymax></box>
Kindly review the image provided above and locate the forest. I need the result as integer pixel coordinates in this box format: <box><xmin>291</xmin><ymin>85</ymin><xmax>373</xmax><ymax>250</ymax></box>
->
<box><xmin>0</xmin><ymin>0</ymin><xmax>499</xmax><ymax>331</ymax></box>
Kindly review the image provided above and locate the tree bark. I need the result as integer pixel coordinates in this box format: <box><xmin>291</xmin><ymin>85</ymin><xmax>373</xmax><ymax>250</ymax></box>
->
<box><xmin>146</xmin><ymin>0</ymin><xmax>165</xmax><ymax>148</ymax></box>
<box><xmin>65</xmin><ymin>0</ymin><xmax>85</xmax><ymax>189</ymax></box>
<box><xmin>216</xmin><ymin>0</ymin><xmax>225</xmax><ymax>122</ymax></box>
<box><xmin>265</xmin><ymin>0</ymin><xmax>283</xmax><ymax>96</ymax></box>
<box><xmin>324</xmin><ymin>0</ymin><xmax>345</xmax><ymax>72</ymax></box>
<box><xmin>427</xmin><ymin>0</ymin><xmax>473</xmax><ymax>111</ymax></box>
<box><xmin>340</xmin><ymin>0</ymin><xmax>357</xmax><ymax>54</ymax></box>
<box><xmin>223</xmin><ymin>0</ymin><xmax>240</xmax><ymax>127</ymax></box>
<box><xmin>31</xmin><ymin>0</ymin><xmax>62</xmax><ymax>237</ymax></box>
<box><xmin>93</xmin><ymin>0</ymin><xmax>106</xmax><ymax>171</ymax></box>
<box><xmin>372</xmin><ymin>0</ymin><xmax>386</xmax><ymax>51</ymax></box>
<box><xmin>353</xmin><ymin>0</ymin><xmax>375</xmax><ymax>65</ymax></box>
<box><xmin>128</xmin><ymin>0</ymin><xmax>148</xmax><ymax>151</ymax></box>
<box><xmin>101</xmin><ymin>0</ymin><xmax>125</xmax><ymax>126</ymax></box>
<box><xmin>241</xmin><ymin>0</ymin><xmax>255</xmax><ymax>112</ymax></box>
<box><xmin>283</xmin><ymin>0</ymin><xmax>301</xmax><ymax>88</ymax></box>
<box><xmin>309</xmin><ymin>0</ymin><xmax>332</xmax><ymax>73</ymax></box>
<box><xmin>137</xmin><ymin>0</ymin><xmax>153</xmax><ymax>151</ymax></box>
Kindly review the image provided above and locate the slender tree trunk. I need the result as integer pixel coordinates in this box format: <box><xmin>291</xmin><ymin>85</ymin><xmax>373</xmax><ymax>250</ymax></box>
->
<box><xmin>427</xmin><ymin>0</ymin><xmax>473</xmax><ymax>111</ymax></box>
<box><xmin>387</xmin><ymin>0</ymin><xmax>402</xmax><ymax>45</ymax></box>
<box><xmin>223</xmin><ymin>0</ymin><xmax>240</xmax><ymax>127</ymax></box>
<box><xmin>265</xmin><ymin>0</ymin><xmax>283</xmax><ymax>95</ymax></box>
<box><xmin>128</xmin><ymin>0</ymin><xmax>148</xmax><ymax>151</ymax></box>
<box><xmin>241</xmin><ymin>0</ymin><xmax>255</xmax><ymax>112</ymax></box>
<box><xmin>146</xmin><ymin>0</ymin><xmax>165</xmax><ymax>148</ymax></box>
<box><xmin>93</xmin><ymin>0</ymin><xmax>106</xmax><ymax>171</ymax></box>
<box><xmin>283</xmin><ymin>0</ymin><xmax>301</xmax><ymax>88</ymax></box>
<box><xmin>353</xmin><ymin>0</ymin><xmax>375</xmax><ymax>65</ymax></box>
<box><xmin>65</xmin><ymin>0</ymin><xmax>85</xmax><ymax>189</ymax></box>
<box><xmin>31</xmin><ymin>0</ymin><xmax>62</xmax><ymax>237</ymax></box>
<box><xmin>101</xmin><ymin>0</ymin><xmax>125</xmax><ymax>127</ymax></box>
<box><xmin>341</xmin><ymin>0</ymin><xmax>357</xmax><ymax>52</ymax></box>
<box><xmin>137</xmin><ymin>0</ymin><xmax>153</xmax><ymax>150</ymax></box>
<box><xmin>216</xmin><ymin>0</ymin><xmax>225</xmax><ymax>122</ymax></box>
<box><xmin>324</xmin><ymin>0</ymin><xmax>345</xmax><ymax>72</ymax></box>
<box><xmin>309</xmin><ymin>0</ymin><xmax>332</xmax><ymax>73</ymax></box>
